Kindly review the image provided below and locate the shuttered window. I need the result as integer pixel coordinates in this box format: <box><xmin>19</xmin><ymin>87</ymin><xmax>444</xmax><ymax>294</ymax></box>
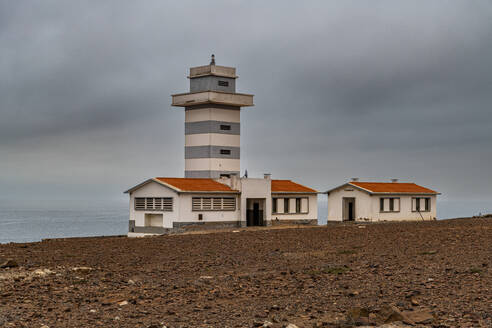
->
<box><xmin>273</xmin><ymin>197</ymin><xmax>309</xmax><ymax>214</ymax></box>
<box><xmin>379</xmin><ymin>197</ymin><xmax>400</xmax><ymax>212</ymax></box>
<box><xmin>296</xmin><ymin>198</ymin><xmax>301</xmax><ymax>213</ymax></box>
<box><xmin>134</xmin><ymin>197</ymin><xmax>173</xmax><ymax>211</ymax></box>
<box><xmin>192</xmin><ymin>197</ymin><xmax>236</xmax><ymax>211</ymax></box>
<box><xmin>412</xmin><ymin>197</ymin><xmax>431</xmax><ymax>212</ymax></box>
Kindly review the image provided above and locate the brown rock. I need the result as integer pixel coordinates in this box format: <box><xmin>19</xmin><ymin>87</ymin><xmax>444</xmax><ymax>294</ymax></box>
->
<box><xmin>0</xmin><ymin>259</ymin><xmax>18</xmax><ymax>268</ymax></box>
<box><xmin>379</xmin><ymin>305</ymin><xmax>414</xmax><ymax>325</ymax></box>
<box><xmin>403</xmin><ymin>310</ymin><xmax>434</xmax><ymax>324</ymax></box>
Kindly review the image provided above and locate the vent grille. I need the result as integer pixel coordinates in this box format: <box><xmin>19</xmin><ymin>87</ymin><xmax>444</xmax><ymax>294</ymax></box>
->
<box><xmin>135</xmin><ymin>197</ymin><xmax>173</xmax><ymax>211</ymax></box>
<box><xmin>192</xmin><ymin>197</ymin><xmax>236</xmax><ymax>211</ymax></box>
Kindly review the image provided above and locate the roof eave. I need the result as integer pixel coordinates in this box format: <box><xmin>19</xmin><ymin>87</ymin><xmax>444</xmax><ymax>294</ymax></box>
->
<box><xmin>271</xmin><ymin>191</ymin><xmax>318</xmax><ymax>194</ymax></box>
<box><xmin>124</xmin><ymin>178</ymin><xmax>182</xmax><ymax>194</ymax></box>
<box><xmin>179</xmin><ymin>190</ymin><xmax>240</xmax><ymax>194</ymax></box>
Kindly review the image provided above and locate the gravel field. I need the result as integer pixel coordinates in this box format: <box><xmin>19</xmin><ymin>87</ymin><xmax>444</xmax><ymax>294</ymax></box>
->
<box><xmin>0</xmin><ymin>218</ymin><xmax>491</xmax><ymax>327</ymax></box>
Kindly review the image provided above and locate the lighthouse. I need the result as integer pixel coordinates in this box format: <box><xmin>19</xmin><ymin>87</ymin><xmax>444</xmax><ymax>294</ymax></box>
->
<box><xmin>171</xmin><ymin>55</ymin><xmax>254</xmax><ymax>179</ymax></box>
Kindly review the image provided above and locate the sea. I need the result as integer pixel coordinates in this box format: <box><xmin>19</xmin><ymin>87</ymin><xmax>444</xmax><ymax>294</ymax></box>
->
<box><xmin>0</xmin><ymin>198</ymin><xmax>489</xmax><ymax>244</ymax></box>
<box><xmin>0</xmin><ymin>199</ymin><xmax>128</xmax><ymax>244</ymax></box>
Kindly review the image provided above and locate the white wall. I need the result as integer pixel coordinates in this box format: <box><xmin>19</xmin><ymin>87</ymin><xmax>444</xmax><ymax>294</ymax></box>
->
<box><xmin>130</xmin><ymin>181</ymin><xmax>178</xmax><ymax>228</ymax></box>
<box><xmin>185</xmin><ymin>158</ymin><xmax>240</xmax><ymax>171</ymax></box>
<box><xmin>185</xmin><ymin>107</ymin><xmax>240</xmax><ymax>123</ymax></box>
<box><xmin>177</xmin><ymin>193</ymin><xmax>241</xmax><ymax>223</ymax></box>
<box><xmin>327</xmin><ymin>184</ymin><xmax>437</xmax><ymax>222</ymax></box>
<box><xmin>240</xmin><ymin>178</ymin><xmax>272</xmax><ymax>224</ymax></box>
<box><xmin>371</xmin><ymin>195</ymin><xmax>437</xmax><ymax>221</ymax></box>
<box><xmin>129</xmin><ymin>181</ymin><xmax>242</xmax><ymax>227</ymax></box>
<box><xmin>327</xmin><ymin>187</ymin><xmax>372</xmax><ymax>222</ymax></box>
<box><xmin>185</xmin><ymin>133</ymin><xmax>240</xmax><ymax>147</ymax></box>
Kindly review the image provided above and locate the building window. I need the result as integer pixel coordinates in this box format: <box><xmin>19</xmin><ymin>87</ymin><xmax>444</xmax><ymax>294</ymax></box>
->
<box><xmin>284</xmin><ymin>198</ymin><xmax>289</xmax><ymax>213</ymax></box>
<box><xmin>296</xmin><ymin>198</ymin><xmax>301</xmax><ymax>213</ymax></box>
<box><xmin>135</xmin><ymin>197</ymin><xmax>173</xmax><ymax>211</ymax></box>
<box><xmin>412</xmin><ymin>197</ymin><xmax>431</xmax><ymax>212</ymax></box>
<box><xmin>274</xmin><ymin>197</ymin><xmax>308</xmax><ymax>214</ymax></box>
<box><xmin>192</xmin><ymin>197</ymin><xmax>236</xmax><ymax>211</ymax></box>
<box><xmin>218</xmin><ymin>80</ymin><xmax>229</xmax><ymax>87</ymax></box>
<box><xmin>220</xmin><ymin>149</ymin><xmax>231</xmax><ymax>155</ymax></box>
<box><xmin>379</xmin><ymin>197</ymin><xmax>400</xmax><ymax>213</ymax></box>
<box><xmin>220</xmin><ymin>174</ymin><xmax>230</xmax><ymax>178</ymax></box>
<box><xmin>220</xmin><ymin>124</ymin><xmax>231</xmax><ymax>131</ymax></box>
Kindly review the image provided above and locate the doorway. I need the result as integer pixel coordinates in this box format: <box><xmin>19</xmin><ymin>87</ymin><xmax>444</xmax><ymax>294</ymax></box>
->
<box><xmin>246</xmin><ymin>198</ymin><xmax>265</xmax><ymax>226</ymax></box>
<box><xmin>342</xmin><ymin>198</ymin><xmax>356</xmax><ymax>221</ymax></box>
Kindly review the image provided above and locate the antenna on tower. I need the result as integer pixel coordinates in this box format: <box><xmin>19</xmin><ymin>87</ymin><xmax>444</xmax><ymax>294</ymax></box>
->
<box><xmin>210</xmin><ymin>54</ymin><xmax>215</xmax><ymax>65</ymax></box>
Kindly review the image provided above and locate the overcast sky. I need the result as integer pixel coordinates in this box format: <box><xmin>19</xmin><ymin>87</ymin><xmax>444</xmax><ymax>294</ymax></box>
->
<box><xmin>1</xmin><ymin>1</ymin><xmax>491</xmax><ymax>217</ymax></box>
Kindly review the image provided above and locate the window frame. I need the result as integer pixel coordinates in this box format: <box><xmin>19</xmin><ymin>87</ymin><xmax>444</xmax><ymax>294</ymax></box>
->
<box><xmin>379</xmin><ymin>197</ymin><xmax>400</xmax><ymax>213</ymax></box>
<box><xmin>412</xmin><ymin>197</ymin><xmax>431</xmax><ymax>212</ymax></box>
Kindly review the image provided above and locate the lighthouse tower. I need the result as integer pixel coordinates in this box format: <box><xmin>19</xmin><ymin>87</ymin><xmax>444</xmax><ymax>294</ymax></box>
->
<box><xmin>172</xmin><ymin>55</ymin><xmax>254</xmax><ymax>178</ymax></box>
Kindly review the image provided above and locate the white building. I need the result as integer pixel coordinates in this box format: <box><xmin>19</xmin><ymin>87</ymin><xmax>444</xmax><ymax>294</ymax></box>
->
<box><xmin>125</xmin><ymin>56</ymin><xmax>318</xmax><ymax>236</ymax></box>
<box><xmin>326</xmin><ymin>180</ymin><xmax>440</xmax><ymax>222</ymax></box>
<box><xmin>125</xmin><ymin>175</ymin><xmax>318</xmax><ymax>236</ymax></box>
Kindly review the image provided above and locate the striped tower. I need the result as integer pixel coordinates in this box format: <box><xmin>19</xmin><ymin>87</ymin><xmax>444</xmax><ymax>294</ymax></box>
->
<box><xmin>172</xmin><ymin>55</ymin><xmax>254</xmax><ymax>178</ymax></box>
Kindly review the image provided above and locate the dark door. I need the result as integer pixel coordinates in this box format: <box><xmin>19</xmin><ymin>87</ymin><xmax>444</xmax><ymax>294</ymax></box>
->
<box><xmin>253</xmin><ymin>202</ymin><xmax>260</xmax><ymax>226</ymax></box>
<box><xmin>348</xmin><ymin>202</ymin><xmax>354</xmax><ymax>221</ymax></box>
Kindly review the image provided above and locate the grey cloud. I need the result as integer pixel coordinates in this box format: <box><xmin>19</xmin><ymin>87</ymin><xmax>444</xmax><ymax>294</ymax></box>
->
<box><xmin>0</xmin><ymin>1</ymin><xmax>491</xmax><ymax>217</ymax></box>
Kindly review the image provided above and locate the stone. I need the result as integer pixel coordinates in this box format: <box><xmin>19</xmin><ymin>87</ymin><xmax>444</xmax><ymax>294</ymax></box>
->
<box><xmin>347</xmin><ymin>307</ymin><xmax>370</xmax><ymax>321</ymax></box>
<box><xmin>285</xmin><ymin>324</ymin><xmax>299</xmax><ymax>328</ymax></box>
<box><xmin>403</xmin><ymin>310</ymin><xmax>434</xmax><ymax>324</ymax></box>
<box><xmin>0</xmin><ymin>259</ymin><xmax>18</xmax><ymax>269</ymax></box>
<box><xmin>71</xmin><ymin>267</ymin><xmax>93</xmax><ymax>273</ymax></box>
<box><xmin>410</xmin><ymin>297</ymin><xmax>419</xmax><ymax>306</ymax></box>
<box><xmin>118</xmin><ymin>300</ymin><xmax>129</xmax><ymax>306</ymax></box>
<box><xmin>379</xmin><ymin>305</ymin><xmax>414</xmax><ymax>325</ymax></box>
<box><xmin>34</xmin><ymin>269</ymin><xmax>54</xmax><ymax>276</ymax></box>
<box><xmin>262</xmin><ymin>321</ymin><xmax>274</xmax><ymax>327</ymax></box>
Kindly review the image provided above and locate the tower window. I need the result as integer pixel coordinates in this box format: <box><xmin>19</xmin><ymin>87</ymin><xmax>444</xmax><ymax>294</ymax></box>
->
<box><xmin>218</xmin><ymin>80</ymin><xmax>229</xmax><ymax>87</ymax></box>
<box><xmin>220</xmin><ymin>149</ymin><xmax>231</xmax><ymax>155</ymax></box>
<box><xmin>220</xmin><ymin>124</ymin><xmax>231</xmax><ymax>131</ymax></box>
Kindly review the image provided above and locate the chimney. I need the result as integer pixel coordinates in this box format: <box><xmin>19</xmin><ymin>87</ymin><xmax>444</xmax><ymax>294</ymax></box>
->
<box><xmin>391</xmin><ymin>178</ymin><xmax>399</xmax><ymax>183</ymax></box>
<box><xmin>264</xmin><ymin>173</ymin><xmax>271</xmax><ymax>180</ymax></box>
<box><xmin>351</xmin><ymin>177</ymin><xmax>359</xmax><ymax>182</ymax></box>
<box><xmin>230</xmin><ymin>173</ymin><xmax>239</xmax><ymax>190</ymax></box>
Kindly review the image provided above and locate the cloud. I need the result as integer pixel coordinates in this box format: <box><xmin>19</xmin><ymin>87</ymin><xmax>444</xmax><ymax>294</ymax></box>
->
<box><xmin>0</xmin><ymin>1</ymin><xmax>491</xmax><ymax>214</ymax></box>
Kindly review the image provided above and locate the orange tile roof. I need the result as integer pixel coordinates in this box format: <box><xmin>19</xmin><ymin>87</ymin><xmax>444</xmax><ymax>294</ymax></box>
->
<box><xmin>350</xmin><ymin>182</ymin><xmax>438</xmax><ymax>194</ymax></box>
<box><xmin>271</xmin><ymin>180</ymin><xmax>317</xmax><ymax>193</ymax></box>
<box><xmin>155</xmin><ymin>178</ymin><xmax>237</xmax><ymax>192</ymax></box>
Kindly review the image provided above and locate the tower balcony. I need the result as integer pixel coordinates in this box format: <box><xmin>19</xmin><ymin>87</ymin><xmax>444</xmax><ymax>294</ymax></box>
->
<box><xmin>172</xmin><ymin>91</ymin><xmax>254</xmax><ymax>108</ymax></box>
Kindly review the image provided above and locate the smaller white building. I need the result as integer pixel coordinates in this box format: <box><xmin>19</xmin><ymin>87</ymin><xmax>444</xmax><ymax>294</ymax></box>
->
<box><xmin>125</xmin><ymin>174</ymin><xmax>318</xmax><ymax>236</ymax></box>
<box><xmin>327</xmin><ymin>180</ymin><xmax>440</xmax><ymax>222</ymax></box>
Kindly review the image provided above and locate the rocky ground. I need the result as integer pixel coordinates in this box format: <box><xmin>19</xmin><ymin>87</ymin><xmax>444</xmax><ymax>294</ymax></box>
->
<box><xmin>0</xmin><ymin>218</ymin><xmax>491</xmax><ymax>328</ymax></box>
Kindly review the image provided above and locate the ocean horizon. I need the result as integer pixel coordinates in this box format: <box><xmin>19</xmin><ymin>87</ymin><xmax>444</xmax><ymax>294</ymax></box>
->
<box><xmin>0</xmin><ymin>198</ymin><xmax>490</xmax><ymax>244</ymax></box>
